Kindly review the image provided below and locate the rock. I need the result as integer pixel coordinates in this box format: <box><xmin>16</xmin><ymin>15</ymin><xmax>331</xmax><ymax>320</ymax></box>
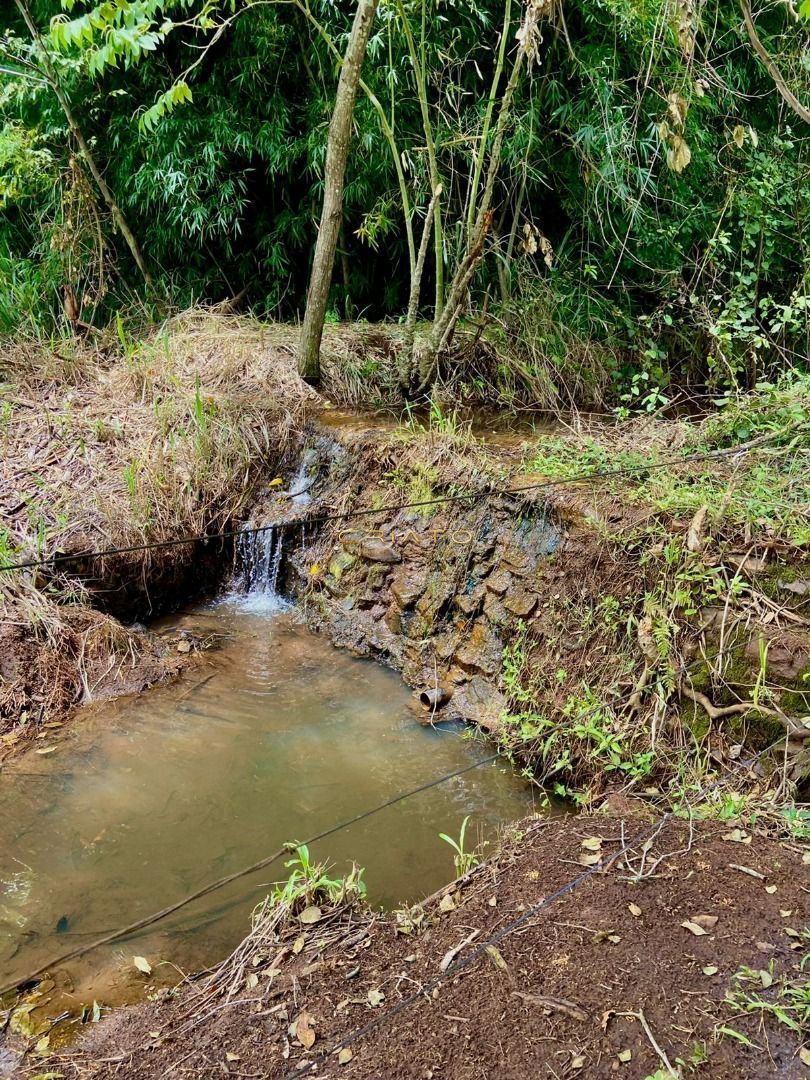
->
<box><xmin>745</xmin><ymin>632</ymin><xmax>810</xmax><ymax>682</ymax></box>
<box><xmin>384</xmin><ymin>604</ymin><xmax>402</xmax><ymax>634</ymax></box>
<box><xmin>454</xmin><ymin>620</ymin><xmax>502</xmax><ymax>677</ymax></box>
<box><xmin>454</xmin><ymin>584</ymin><xmax>485</xmax><ymax>616</ymax></box>
<box><xmin>327</xmin><ymin>550</ymin><xmax>356</xmax><ymax>581</ymax></box>
<box><xmin>452</xmin><ymin>675</ymin><xmax>507</xmax><ymax>731</ymax></box>
<box><xmin>485</xmin><ymin>570</ymin><xmax>511</xmax><ymax>596</ymax></box>
<box><xmin>359</xmin><ymin>538</ymin><xmax>401</xmax><ymax>563</ymax></box>
<box><xmin>483</xmin><ymin>591</ymin><xmax>509</xmax><ymax>627</ymax></box>
<box><xmin>390</xmin><ymin>570</ymin><xmax>426</xmax><ymax>609</ymax></box>
<box><xmin>504</xmin><ymin>587</ymin><xmax>537</xmax><ymax>618</ymax></box>
<box><xmin>778</xmin><ymin>579</ymin><xmax>810</xmax><ymax>597</ymax></box>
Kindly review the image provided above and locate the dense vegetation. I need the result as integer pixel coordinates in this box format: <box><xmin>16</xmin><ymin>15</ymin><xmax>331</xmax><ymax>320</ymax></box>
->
<box><xmin>1</xmin><ymin>0</ymin><xmax>809</xmax><ymax>406</ymax></box>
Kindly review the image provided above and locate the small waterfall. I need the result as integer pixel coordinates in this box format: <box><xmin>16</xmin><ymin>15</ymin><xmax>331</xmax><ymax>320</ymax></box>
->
<box><xmin>232</xmin><ymin>525</ymin><xmax>289</xmax><ymax>613</ymax></box>
<box><xmin>288</xmin><ymin>447</ymin><xmax>318</xmax><ymax>507</ymax></box>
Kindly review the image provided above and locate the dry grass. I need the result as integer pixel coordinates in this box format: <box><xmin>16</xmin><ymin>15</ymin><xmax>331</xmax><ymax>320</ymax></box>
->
<box><xmin>0</xmin><ymin>310</ymin><xmax>321</xmax><ymax>749</ymax></box>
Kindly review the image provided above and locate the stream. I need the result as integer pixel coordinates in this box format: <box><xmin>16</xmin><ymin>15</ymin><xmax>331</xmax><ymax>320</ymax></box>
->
<box><xmin>0</xmin><ymin>569</ymin><xmax>535</xmax><ymax>1024</ymax></box>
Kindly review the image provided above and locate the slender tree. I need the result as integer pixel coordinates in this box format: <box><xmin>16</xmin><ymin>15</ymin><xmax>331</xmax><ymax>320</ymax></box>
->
<box><xmin>298</xmin><ymin>0</ymin><xmax>378</xmax><ymax>383</ymax></box>
<box><xmin>13</xmin><ymin>0</ymin><xmax>154</xmax><ymax>289</ymax></box>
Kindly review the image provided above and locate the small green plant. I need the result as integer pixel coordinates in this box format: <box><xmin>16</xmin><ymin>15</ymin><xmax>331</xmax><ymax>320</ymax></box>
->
<box><xmin>272</xmin><ymin>844</ymin><xmax>366</xmax><ymax>908</ymax></box>
<box><xmin>439</xmin><ymin>816</ymin><xmax>481</xmax><ymax>877</ymax></box>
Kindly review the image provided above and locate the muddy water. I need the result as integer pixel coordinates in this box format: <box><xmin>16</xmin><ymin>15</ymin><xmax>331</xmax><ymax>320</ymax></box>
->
<box><xmin>0</xmin><ymin>598</ymin><xmax>534</xmax><ymax>1017</ymax></box>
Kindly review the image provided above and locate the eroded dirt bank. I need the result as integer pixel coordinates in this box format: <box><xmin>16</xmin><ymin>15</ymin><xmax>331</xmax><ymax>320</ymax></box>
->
<box><xmin>29</xmin><ymin>803</ymin><xmax>808</xmax><ymax>1079</ymax></box>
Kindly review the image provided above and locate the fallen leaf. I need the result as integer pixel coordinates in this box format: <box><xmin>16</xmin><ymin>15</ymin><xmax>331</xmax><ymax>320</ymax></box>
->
<box><xmin>292</xmin><ymin>935</ymin><xmax>305</xmax><ymax>954</ymax></box>
<box><xmin>91</xmin><ymin>1000</ymin><xmax>101</xmax><ymax>1023</ymax></box>
<box><xmin>780</xmin><ymin>910</ymin><xmax>793</xmax><ymax>917</ymax></box>
<box><xmin>628</xmin><ymin>903</ymin><xmax>642</xmax><ymax>918</ymax></box>
<box><xmin>225</xmin><ymin>1052</ymin><xmax>240</xmax><ymax>1062</ymax></box>
<box><xmin>800</xmin><ymin>1047</ymin><xmax>810</xmax><ymax>1067</ymax></box>
<box><xmin>691</xmin><ymin>914</ymin><xmax>718</xmax><ymax>931</ymax></box>
<box><xmin>176</xmin><ymin>639</ymin><xmax>191</xmax><ymax>654</ymax></box>
<box><xmin>245</xmin><ymin>972</ymin><xmax>258</xmax><ymax>990</ymax></box>
<box><xmin>439</xmin><ymin>893</ymin><xmax>456</xmax><ymax>913</ymax></box>
<box><xmin>722</xmin><ymin>829</ymin><xmax>751</xmax><ymax>845</ymax></box>
<box><xmin>133</xmin><ymin>956</ymin><xmax>152</xmax><ymax>975</ymax></box>
<box><xmin>581</xmin><ymin>837</ymin><xmax>602</xmax><ymax>851</ymax></box>
<box><xmin>579</xmin><ymin>852</ymin><xmax>602</xmax><ymax>867</ymax></box>
<box><xmin>34</xmin><ymin>1035</ymin><xmax>50</xmax><ymax>1055</ymax></box>
<box><xmin>617</xmin><ymin>1049</ymin><xmax>632</xmax><ymax>1063</ymax></box>
<box><xmin>765</xmin><ymin>884</ymin><xmax>777</xmax><ymax>894</ymax></box>
<box><xmin>148</xmin><ymin>1032</ymin><xmax>161</xmax><ymax>1039</ymax></box>
<box><xmin>607</xmin><ymin>934</ymin><xmax>621</xmax><ymax>944</ymax></box>
<box><xmin>35</xmin><ymin>747</ymin><xmax>57</xmax><ymax>755</ymax></box>
<box><xmin>294</xmin><ymin>1011</ymin><xmax>315</xmax><ymax>1050</ymax></box>
<box><xmin>682</xmin><ymin>920</ymin><xmax>708</xmax><ymax>936</ymax></box>
<box><xmin>702</xmin><ymin>966</ymin><xmax>719</xmax><ymax>976</ymax></box>
<box><xmin>485</xmin><ymin>944</ymin><xmax>508</xmax><ymax>972</ymax></box>
<box><xmin>600</xmin><ymin>1009</ymin><xmax>615</xmax><ymax>1032</ymax></box>
<box><xmin>802</xmin><ymin>852</ymin><xmax>810</xmax><ymax>865</ymax></box>
<box><xmin>299</xmin><ymin>906</ymin><xmax>322</xmax><ymax>925</ymax></box>
<box><xmin>759</xmin><ymin>970</ymin><xmax>773</xmax><ymax>989</ymax></box>
<box><xmin>268</xmin><ymin>477</ymin><xmax>284</xmax><ymax>487</ymax></box>
<box><xmin>367</xmin><ymin>989</ymin><xmax>385</xmax><ymax>1007</ymax></box>
<box><xmin>571</xmin><ymin>1056</ymin><xmax>585</xmax><ymax>1070</ymax></box>
<box><xmin>337</xmin><ymin>1048</ymin><xmax>353</xmax><ymax>1065</ymax></box>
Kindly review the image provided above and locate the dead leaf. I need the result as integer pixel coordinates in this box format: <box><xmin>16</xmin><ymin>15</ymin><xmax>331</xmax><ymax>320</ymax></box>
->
<box><xmin>299</xmin><ymin>905</ymin><xmax>321</xmax><ymax>925</ymax></box>
<box><xmin>439</xmin><ymin>893</ymin><xmax>456</xmax><ymax>913</ymax></box>
<box><xmin>765</xmin><ymin>884</ymin><xmax>777</xmax><ymax>894</ymax></box>
<box><xmin>617</xmin><ymin>1049</ymin><xmax>632</xmax><ymax>1063</ymax></box>
<box><xmin>337</xmin><ymin>1048</ymin><xmax>353</xmax><ymax>1065</ymax></box>
<box><xmin>759</xmin><ymin>970</ymin><xmax>773</xmax><ymax>989</ymax></box>
<box><xmin>294</xmin><ymin>1011</ymin><xmax>315</xmax><ymax>1050</ymax></box>
<box><xmin>628</xmin><ymin>903</ymin><xmax>642</xmax><ymax>918</ymax></box>
<box><xmin>682</xmin><ymin>920</ymin><xmax>709</xmax><ymax>936</ymax></box>
<box><xmin>571</xmin><ymin>1056</ymin><xmax>586</xmax><ymax>1070</ymax></box>
<box><xmin>800</xmin><ymin>1047</ymin><xmax>810</xmax><ymax>1067</ymax></box>
<box><xmin>686</xmin><ymin>504</ymin><xmax>709</xmax><ymax>552</ymax></box>
<box><xmin>245</xmin><ymin>972</ymin><xmax>259</xmax><ymax>990</ymax></box>
<box><xmin>512</xmin><ymin>991</ymin><xmax>588</xmax><ymax>1022</ymax></box>
<box><xmin>581</xmin><ymin>837</ymin><xmax>602</xmax><ymax>851</ymax></box>
<box><xmin>292</xmin><ymin>935</ymin><xmax>305</xmax><ymax>955</ymax></box>
<box><xmin>666</xmin><ymin>134</ymin><xmax>692</xmax><ymax>174</ymax></box>
<box><xmin>35</xmin><ymin>746</ymin><xmax>57</xmax><ymax>755</ymax></box>
<box><xmin>600</xmin><ymin>1009</ymin><xmax>615</xmax><ymax>1032</ymax></box>
<box><xmin>691</xmin><ymin>914</ymin><xmax>718</xmax><ymax>931</ymax></box>
<box><xmin>722</xmin><ymin>829</ymin><xmax>751</xmax><ymax>845</ymax></box>
<box><xmin>702</xmin><ymin>965</ymin><xmax>719</xmax><ymax>976</ymax></box>
<box><xmin>579</xmin><ymin>852</ymin><xmax>602</xmax><ymax>867</ymax></box>
<box><xmin>485</xmin><ymin>944</ymin><xmax>508</xmax><ymax>972</ymax></box>
<box><xmin>366</xmin><ymin>989</ymin><xmax>385</xmax><ymax>1008</ymax></box>
<box><xmin>133</xmin><ymin>956</ymin><xmax>152</xmax><ymax>975</ymax></box>
<box><xmin>225</xmin><ymin>1052</ymin><xmax>240</xmax><ymax>1062</ymax></box>
<box><xmin>176</xmin><ymin>639</ymin><xmax>191</xmax><ymax>654</ymax></box>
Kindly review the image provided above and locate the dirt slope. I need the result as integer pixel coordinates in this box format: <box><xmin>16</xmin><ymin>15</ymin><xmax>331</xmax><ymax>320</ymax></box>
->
<box><xmin>32</xmin><ymin>804</ymin><xmax>808</xmax><ymax>1080</ymax></box>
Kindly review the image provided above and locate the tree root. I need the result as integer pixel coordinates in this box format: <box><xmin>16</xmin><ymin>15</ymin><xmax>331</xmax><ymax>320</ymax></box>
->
<box><xmin>679</xmin><ymin>683</ymin><xmax>806</xmax><ymax>737</ymax></box>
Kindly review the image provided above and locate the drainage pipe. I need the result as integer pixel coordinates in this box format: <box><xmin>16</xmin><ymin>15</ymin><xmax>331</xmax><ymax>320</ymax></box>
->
<box><xmin>420</xmin><ymin>687</ymin><xmax>452</xmax><ymax>712</ymax></box>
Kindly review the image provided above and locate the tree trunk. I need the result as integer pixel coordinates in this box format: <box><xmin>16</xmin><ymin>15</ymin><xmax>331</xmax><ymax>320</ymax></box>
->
<box><xmin>298</xmin><ymin>0</ymin><xmax>378</xmax><ymax>383</ymax></box>
<box><xmin>14</xmin><ymin>0</ymin><xmax>154</xmax><ymax>290</ymax></box>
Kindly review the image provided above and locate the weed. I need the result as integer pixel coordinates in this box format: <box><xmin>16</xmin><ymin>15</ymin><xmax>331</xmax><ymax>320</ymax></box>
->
<box><xmin>439</xmin><ymin>816</ymin><xmax>481</xmax><ymax>877</ymax></box>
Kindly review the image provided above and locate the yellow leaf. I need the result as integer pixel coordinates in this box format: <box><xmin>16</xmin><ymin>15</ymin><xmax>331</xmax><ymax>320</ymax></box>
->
<box><xmin>732</xmin><ymin>125</ymin><xmax>745</xmax><ymax>148</ymax></box>
<box><xmin>268</xmin><ymin>477</ymin><xmax>284</xmax><ymax>487</ymax></box>
<box><xmin>338</xmin><ymin>1048</ymin><xmax>353</xmax><ymax>1065</ymax></box>
<box><xmin>133</xmin><ymin>956</ymin><xmax>152</xmax><ymax>975</ymax></box>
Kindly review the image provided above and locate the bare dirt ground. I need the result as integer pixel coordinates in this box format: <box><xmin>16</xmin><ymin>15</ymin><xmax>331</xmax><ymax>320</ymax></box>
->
<box><xmin>27</xmin><ymin>803</ymin><xmax>808</xmax><ymax>1080</ymax></box>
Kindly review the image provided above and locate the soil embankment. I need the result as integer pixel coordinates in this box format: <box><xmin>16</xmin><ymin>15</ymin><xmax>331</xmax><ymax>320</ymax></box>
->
<box><xmin>32</xmin><ymin>804</ymin><xmax>808</xmax><ymax>1079</ymax></box>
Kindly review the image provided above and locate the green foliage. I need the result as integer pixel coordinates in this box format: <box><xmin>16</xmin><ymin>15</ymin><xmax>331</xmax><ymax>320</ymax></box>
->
<box><xmin>0</xmin><ymin>0</ymin><xmax>808</xmax><ymax>403</ymax></box>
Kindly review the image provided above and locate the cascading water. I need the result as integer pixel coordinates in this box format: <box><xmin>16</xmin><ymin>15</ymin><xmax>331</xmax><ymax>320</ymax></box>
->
<box><xmin>233</xmin><ymin>524</ymin><xmax>289</xmax><ymax>612</ymax></box>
